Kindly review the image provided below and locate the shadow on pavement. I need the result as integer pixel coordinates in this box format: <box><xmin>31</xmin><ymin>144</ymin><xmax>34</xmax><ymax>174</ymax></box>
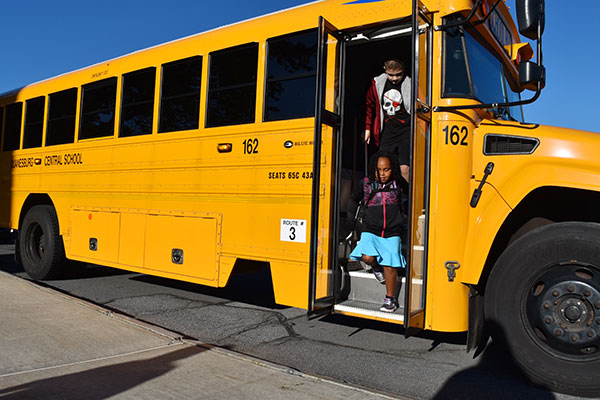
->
<box><xmin>0</xmin><ymin>345</ymin><xmax>204</xmax><ymax>400</ymax></box>
<box><xmin>0</xmin><ymin>248</ymin><xmax>280</xmax><ymax>309</ymax></box>
<box><xmin>0</xmin><ymin>252</ymin><xmax>21</xmax><ymax>274</ymax></box>
<box><xmin>0</xmin><ymin>251</ymin><xmax>132</xmax><ymax>280</ymax></box>
<box><xmin>131</xmin><ymin>267</ymin><xmax>286</xmax><ymax>310</ymax></box>
<box><xmin>319</xmin><ymin>313</ymin><xmax>467</xmax><ymax>345</ymax></box>
<box><xmin>432</xmin><ymin>327</ymin><xmax>556</xmax><ymax>400</ymax></box>
<box><xmin>317</xmin><ymin>314</ymin><xmax>559</xmax><ymax>399</ymax></box>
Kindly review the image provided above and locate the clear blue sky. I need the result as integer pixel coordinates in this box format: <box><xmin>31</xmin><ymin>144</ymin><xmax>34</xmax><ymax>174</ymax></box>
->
<box><xmin>1</xmin><ymin>1</ymin><xmax>598</xmax><ymax>132</ymax></box>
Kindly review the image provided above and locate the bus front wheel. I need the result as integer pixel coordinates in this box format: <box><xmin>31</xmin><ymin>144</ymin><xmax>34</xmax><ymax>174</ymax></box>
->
<box><xmin>485</xmin><ymin>222</ymin><xmax>600</xmax><ymax>397</ymax></box>
<box><xmin>19</xmin><ymin>205</ymin><xmax>66</xmax><ymax>280</ymax></box>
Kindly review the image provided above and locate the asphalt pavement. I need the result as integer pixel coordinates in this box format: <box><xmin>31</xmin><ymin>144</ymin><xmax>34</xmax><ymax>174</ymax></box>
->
<box><xmin>0</xmin><ymin>269</ymin><xmax>400</xmax><ymax>400</ymax></box>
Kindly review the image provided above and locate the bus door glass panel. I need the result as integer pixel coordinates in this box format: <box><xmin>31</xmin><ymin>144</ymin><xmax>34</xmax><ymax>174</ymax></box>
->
<box><xmin>405</xmin><ymin>4</ymin><xmax>432</xmax><ymax>333</ymax></box>
<box><xmin>309</xmin><ymin>17</ymin><xmax>342</xmax><ymax>312</ymax></box>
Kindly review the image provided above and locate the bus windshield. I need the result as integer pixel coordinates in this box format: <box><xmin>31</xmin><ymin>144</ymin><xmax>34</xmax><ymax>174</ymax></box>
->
<box><xmin>443</xmin><ymin>27</ymin><xmax>523</xmax><ymax>122</ymax></box>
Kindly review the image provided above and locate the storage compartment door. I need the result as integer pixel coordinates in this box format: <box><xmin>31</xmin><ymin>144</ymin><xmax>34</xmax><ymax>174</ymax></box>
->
<box><xmin>144</xmin><ymin>215</ymin><xmax>219</xmax><ymax>282</ymax></box>
<box><xmin>71</xmin><ymin>210</ymin><xmax>120</xmax><ymax>263</ymax></box>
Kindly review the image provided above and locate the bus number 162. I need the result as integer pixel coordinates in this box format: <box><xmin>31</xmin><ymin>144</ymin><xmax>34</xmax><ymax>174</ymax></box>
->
<box><xmin>243</xmin><ymin>138</ymin><xmax>259</xmax><ymax>154</ymax></box>
<box><xmin>443</xmin><ymin>125</ymin><xmax>468</xmax><ymax>146</ymax></box>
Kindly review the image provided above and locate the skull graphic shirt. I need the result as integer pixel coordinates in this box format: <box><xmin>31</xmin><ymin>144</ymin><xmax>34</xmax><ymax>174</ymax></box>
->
<box><xmin>380</xmin><ymin>79</ymin><xmax>410</xmax><ymax>148</ymax></box>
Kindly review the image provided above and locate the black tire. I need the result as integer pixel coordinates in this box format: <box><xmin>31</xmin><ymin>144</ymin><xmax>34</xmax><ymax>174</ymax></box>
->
<box><xmin>19</xmin><ymin>205</ymin><xmax>66</xmax><ymax>280</ymax></box>
<box><xmin>485</xmin><ymin>222</ymin><xmax>600</xmax><ymax>397</ymax></box>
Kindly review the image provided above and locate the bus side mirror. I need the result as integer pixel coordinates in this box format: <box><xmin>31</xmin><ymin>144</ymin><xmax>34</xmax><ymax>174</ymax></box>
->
<box><xmin>516</xmin><ymin>0</ymin><xmax>545</xmax><ymax>40</ymax></box>
<box><xmin>519</xmin><ymin>61</ymin><xmax>545</xmax><ymax>89</ymax></box>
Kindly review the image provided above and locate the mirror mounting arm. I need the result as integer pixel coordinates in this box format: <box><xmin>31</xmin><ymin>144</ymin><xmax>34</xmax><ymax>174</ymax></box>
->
<box><xmin>471</xmin><ymin>0</ymin><xmax>503</xmax><ymax>27</ymax></box>
<box><xmin>434</xmin><ymin>0</ymin><xmax>483</xmax><ymax>31</ymax></box>
<box><xmin>432</xmin><ymin>87</ymin><xmax>541</xmax><ymax>113</ymax></box>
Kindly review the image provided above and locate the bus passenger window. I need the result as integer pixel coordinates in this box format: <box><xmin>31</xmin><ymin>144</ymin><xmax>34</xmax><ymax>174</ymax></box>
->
<box><xmin>206</xmin><ymin>43</ymin><xmax>258</xmax><ymax>127</ymax></box>
<box><xmin>79</xmin><ymin>77</ymin><xmax>117</xmax><ymax>140</ymax></box>
<box><xmin>159</xmin><ymin>56</ymin><xmax>202</xmax><ymax>133</ymax></box>
<box><xmin>23</xmin><ymin>96</ymin><xmax>45</xmax><ymax>149</ymax></box>
<box><xmin>47</xmin><ymin>88</ymin><xmax>77</xmax><ymax>146</ymax></box>
<box><xmin>2</xmin><ymin>102</ymin><xmax>23</xmax><ymax>151</ymax></box>
<box><xmin>265</xmin><ymin>29</ymin><xmax>317</xmax><ymax>121</ymax></box>
<box><xmin>121</xmin><ymin>67</ymin><xmax>156</xmax><ymax>137</ymax></box>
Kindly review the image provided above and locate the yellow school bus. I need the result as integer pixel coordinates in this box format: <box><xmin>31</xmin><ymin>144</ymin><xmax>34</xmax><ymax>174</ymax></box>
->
<box><xmin>0</xmin><ymin>0</ymin><xmax>597</xmax><ymax>395</ymax></box>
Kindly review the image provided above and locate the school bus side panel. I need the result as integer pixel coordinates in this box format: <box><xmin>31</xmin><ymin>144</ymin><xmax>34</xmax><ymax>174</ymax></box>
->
<box><xmin>424</xmin><ymin>115</ymin><xmax>477</xmax><ymax>332</ymax></box>
<box><xmin>462</xmin><ymin>123</ymin><xmax>600</xmax><ymax>285</ymax></box>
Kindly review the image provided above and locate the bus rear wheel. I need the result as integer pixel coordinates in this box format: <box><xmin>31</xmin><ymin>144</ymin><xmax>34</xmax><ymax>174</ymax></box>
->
<box><xmin>19</xmin><ymin>205</ymin><xmax>66</xmax><ymax>280</ymax></box>
<box><xmin>485</xmin><ymin>222</ymin><xmax>600</xmax><ymax>397</ymax></box>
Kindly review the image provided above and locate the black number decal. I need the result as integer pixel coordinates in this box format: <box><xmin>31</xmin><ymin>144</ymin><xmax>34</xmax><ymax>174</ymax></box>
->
<box><xmin>444</xmin><ymin>125</ymin><xmax>468</xmax><ymax>146</ymax></box>
<box><xmin>460</xmin><ymin>126</ymin><xmax>468</xmax><ymax>146</ymax></box>
<box><xmin>289</xmin><ymin>227</ymin><xmax>296</xmax><ymax>241</ymax></box>
<box><xmin>243</xmin><ymin>138</ymin><xmax>259</xmax><ymax>154</ymax></box>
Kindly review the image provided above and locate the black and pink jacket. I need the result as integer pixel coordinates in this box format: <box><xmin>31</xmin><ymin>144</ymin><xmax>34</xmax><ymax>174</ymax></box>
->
<box><xmin>346</xmin><ymin>177</ymin><xmax>403</xmax><ymax>238</ymax></box>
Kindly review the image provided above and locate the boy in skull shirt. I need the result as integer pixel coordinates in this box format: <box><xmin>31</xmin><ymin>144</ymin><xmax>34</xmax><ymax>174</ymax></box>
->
<box><xmin>364</xmin><ymin>59</ymin><xmax>411</xmax><ymax>183</ymax></box>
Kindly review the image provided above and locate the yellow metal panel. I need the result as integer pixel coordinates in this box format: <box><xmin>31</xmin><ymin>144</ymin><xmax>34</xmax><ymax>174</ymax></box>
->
<box><xmin>461</xmin><ymin>122</ymin><xmax>600</xmax><ymax>286</ymax></box>
<box><xmin>424</xmin><ymin>120</ymin><xmax>475</xmax><ymax>331</ymax></box>
<box><xmin>144</xmin><ymin>215</ymin><xmax>219</xmax><ymax>282</ymax></box>
<box><xmin>70</xmin><ymin>209</ymin><xmax>120</xmax><ymax>263</ymax></box>
<box><xmin>270</xmin><ymin>260</ymin><xmax>309</xmax><ymax>309</ymax></box>
<box><xmin>218</xmin><ymin>255</ymin><xmax>237</xmax><ymax>287</ymax></box>
<box><xmin>462</xmin><ymin>183</ymin><xmax>512</xmax><ymax>284</ymax></box>
<box><xmin>118</xmin><ymin>212</ymin><xmax>146</xmax><ymax>267</ymax></box>
<box><xmin>479</xmin><ymin>124</ymin><xmax>600</xmax><ymax>208</ymax></box>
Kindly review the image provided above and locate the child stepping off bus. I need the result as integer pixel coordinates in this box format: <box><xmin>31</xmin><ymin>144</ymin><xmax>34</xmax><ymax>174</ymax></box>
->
<box><xmin>344</xmin><ymin>151</ymin><xmax>406</xmax><ymax>313</ymax></box>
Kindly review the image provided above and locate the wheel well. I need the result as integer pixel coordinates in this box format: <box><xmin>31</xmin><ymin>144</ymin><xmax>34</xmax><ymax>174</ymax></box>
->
<box><xmin>230</xmin><ymin>258</ymin><xmax>270</xmax><ymax>275</ymax></box>
<box><xmin>478</xmin><ymin>186</ymin><xmax>600</xmax><ymax>292</ymax></box>
<box><xmin>227</xmin><ymin>259</ymin><xmax>277</xmax><ymax>304</ymax></box>
<box><xmin>18</xmin><ymin>194</ymin><xmax>55</xmax><ymax>231</ymax></box>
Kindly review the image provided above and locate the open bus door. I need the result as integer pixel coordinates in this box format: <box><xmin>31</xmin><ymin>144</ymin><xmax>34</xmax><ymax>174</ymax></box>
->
<box><xmin>308</xmin><ymin>17</ymin><xmax>345</xmax><ymax>314</ymax></box>
<box><xmin>404</xmin><ymin>0</ymin><xmax>432</xmax><ymax>336</ymax></box>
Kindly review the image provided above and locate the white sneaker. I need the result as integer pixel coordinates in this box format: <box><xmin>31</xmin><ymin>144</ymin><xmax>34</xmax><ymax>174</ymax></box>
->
<box><xmin>359</xmin><ymin>261</ymin><xmax>372</xmax><ymax>272</ymax></box>
<box><xmin>372</xmin><ymin>265</ymin><xmax>385</xmax><ymax>284</ymax></box>
<box><xmin>380</xmin><ymin>297</ymin><xmax>398</xmax><ymax>312</ymax></box>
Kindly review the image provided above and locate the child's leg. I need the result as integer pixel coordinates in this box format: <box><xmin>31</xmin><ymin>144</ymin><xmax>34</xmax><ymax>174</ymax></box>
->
<box><xmin>380</xmin><ymin>267</ymin><xmax>399</xmax><ymax>313</ymax></box>
<box><xmin>362</xmin><ymin>254</ymin><xmax>385</xmax><ymax>283</ymax></box>
<box><xmin>383</xmin><ymin>266</ymin><xmax>397</xmax><ymax>297</ymax></box>
<box><xmin>361</xmin><ymin>254</ymin><xmax>377</xmax><ymax>266</ymax></box>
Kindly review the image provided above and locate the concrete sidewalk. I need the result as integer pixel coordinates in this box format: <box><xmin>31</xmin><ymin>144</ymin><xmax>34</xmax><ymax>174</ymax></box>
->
<box><xmin>0</xmin><ymin>270</ymin><xmax>395</xmax><ymax>400</ymax></box>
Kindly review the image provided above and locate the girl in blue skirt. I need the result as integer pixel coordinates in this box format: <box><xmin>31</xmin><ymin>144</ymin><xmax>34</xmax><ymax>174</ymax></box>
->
<box><xmin>347</xmin><ymin>151</ymin><xmax>406</xmax><ymax>312</ymax></box>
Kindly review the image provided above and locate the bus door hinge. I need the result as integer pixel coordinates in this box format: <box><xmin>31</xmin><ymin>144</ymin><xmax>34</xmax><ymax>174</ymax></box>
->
<box><xmin>470</xmin><ymin>162</ymin><xmax>494</xmax><ymax>208</ymax></box>
<box><xmin>444</xmin><ymin>261</ymin><xmax>460</xmax><ymax>282</ymax></box>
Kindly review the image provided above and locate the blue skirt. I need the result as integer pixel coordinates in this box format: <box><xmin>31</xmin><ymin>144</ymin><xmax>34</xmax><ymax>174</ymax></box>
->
<box><xmin>350</xmin><ymin>232</ymin><xmax>406</xmax><ymax>268</ymax></box>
